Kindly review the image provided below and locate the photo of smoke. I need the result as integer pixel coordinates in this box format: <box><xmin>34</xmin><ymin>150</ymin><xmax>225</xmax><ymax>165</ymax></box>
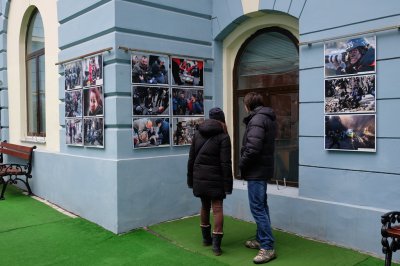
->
<box><xmin>83</xmin><ymin>55</ymin><xmax>103</xmax><ymax>87</ymax></box>
<box><xmin>65</xmin><ymin>118</ymin><xmax>83</xmax><ymax>146</ymax></box>
<box><xmin>172</xmin><ymin>88</ymin><xmax>204</xmax><ymax>116</ymax></box>
<box><xmin>172</xmin><ymin>117</ymin><xmax>204</xmax><ymax>146</ymax></box>
<box><xmin>324</xmin><ymin>36</ymin><xmax>375</xmax><ymax>78</ymax></box>
<box><xmin>83</xmin><ymin>117</ymin><xmax>104</xmax><ymax>148</ymax></box>
<box><xmin>131</xmin><ymin>53</ymin><xmax>169</xmax><ymax>85</ymax></box>
<box><xmin>132</xmin><ymin>86</ymin><xmax>169</xmax><ymax>116</ymax></box>
<box><xmin>64</xmin><ymin>60</ymin><xmax>83</xmax><ymax>90</ymax></box>
<box><xmin>171</xmin><ymin>57</ymin><xmax>204</xmax><ymax>87</ymax></box>
<box><xmin>132</xmin><ymin>117</ymin><xmax>170</xmax><ymax>149</ymax></box>
<box><xmin>325</xmin><ymin>114</ymin><xmax>375</xmax><ymax>152</ymax></box>
<box><xmin>325</xmin><ymin>74</ymin><xmax>375</xmax><ymax>113</ymax></box>
<box><xmin>65</xmin><ymin>90</ymin><xmax>83</xmax><ymax>117</ymax></box>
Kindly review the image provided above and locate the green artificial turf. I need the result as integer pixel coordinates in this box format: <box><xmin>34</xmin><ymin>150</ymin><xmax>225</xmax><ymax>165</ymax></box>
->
<box><xmin>149</xmin><ymin>215</ymin><xmax>389</xmax><ymax>266</ymax></box>
<box><xmin>0</xmin><ymin>185</ymin><xmax>394</xmax><ymax>266</ymax></box>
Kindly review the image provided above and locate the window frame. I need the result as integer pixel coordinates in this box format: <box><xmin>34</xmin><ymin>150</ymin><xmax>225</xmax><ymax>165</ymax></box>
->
<box><xmin>25</xmin><ymin>9</ymin><xmax>45</xmax><ymax>137</ymax></box>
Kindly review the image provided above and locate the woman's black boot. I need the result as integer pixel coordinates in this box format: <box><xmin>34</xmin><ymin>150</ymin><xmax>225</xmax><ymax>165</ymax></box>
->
<box><xmin>212</xmin><ymin>233</ymin><xmax>223</xmax><ymax>256</ymax></box>
<box><xmin>201</xmin><ymin>225</ymin><xmax>212</xmax><ymax>246</ymax></box>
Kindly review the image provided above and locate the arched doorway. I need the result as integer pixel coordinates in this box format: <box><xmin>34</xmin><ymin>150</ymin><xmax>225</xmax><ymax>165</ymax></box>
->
<box><xmin>233</xmin><ymin>27</ymin><xmax>299</xmax><ymax>186</ymax></box>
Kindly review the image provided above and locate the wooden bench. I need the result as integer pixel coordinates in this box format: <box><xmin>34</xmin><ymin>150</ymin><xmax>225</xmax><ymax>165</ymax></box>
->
<box><xmin>381</xmin><ymin>211</ymin><xmax>400</xmax><ymax>266</ymax></box>
<box><xmin>0</xmin><ymin>141</ymin><xmax>36</xmax><ymax>200</ymax></box>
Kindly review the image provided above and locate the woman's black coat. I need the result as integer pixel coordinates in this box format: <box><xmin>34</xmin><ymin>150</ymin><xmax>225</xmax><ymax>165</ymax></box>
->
<box><xmin>239</xmin><ymin>106</ymin><xmax>276</xmax><ymax>181</ymax></box>
<box><xmin>187</xmin><ymin>119</ymin><xmax>233</xmax><ymax>199</ymax></box>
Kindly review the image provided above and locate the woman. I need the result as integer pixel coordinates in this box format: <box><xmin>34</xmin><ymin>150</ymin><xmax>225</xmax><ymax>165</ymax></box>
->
<box><xmin>187</xmin><ymin>107</ymin><xmax>233</xmax><ymax>256</ymax></box>
<box><xmin>88</xmin><ymin>87</ymin><xmax>103</xmax><ymax>116</ymax></box>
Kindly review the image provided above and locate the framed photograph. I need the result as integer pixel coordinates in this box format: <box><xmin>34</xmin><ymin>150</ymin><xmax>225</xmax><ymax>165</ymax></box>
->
<box><xmin>171</xmin><ymin>57</ymin><xmax>204</xmax><ymax>87</ymax></box>
<box><xmin>65</xmin><ymin>89</ymin><xmax>83</xmax><ymax>117</ymax></box>
<box><xmin>64</xmin><ymin>60</ymin><xmax>83</xmax><ymax>90</ymax></box>
<box><xmin>83</xmin><ymin>117</ymin><xmax>104</xmax><ymax>148</ymax></box>
<box><xmin>325</xmin><ymin>74</ymin><xmax>376</xmax><ymax>113</ymax></box>
<box><xmin>172</xmin><ymin>88</ymin><xmax>204</xmax><ymax>116</ymax></box>
<box><xmin>132</xmin><ymin>86</ymin><xmax>169</xmax><ymax>116</ymax></box>
<box><xmin>324</xmin><ymin>36</ymin><xmax>376</xmax><ymax>78</ymax></box>
<box><xmin>65</xmin><ymin>118</ymin><xmax>83</xmax><ymax>146</ymax></box>
<box><xmin>325</xmin><ymin>114</ymin><xmax>376</xmax><ymax>152</ymax></box>
<box><xmin>131</xmin><ymin>53</ymin><xmax>169</xmax><ymax>85</ymax></box>
<box><xmin>83</xmin><ymin>86</ymin><xmax>104</xmax><ymax>116</ymax></box>
<box><xmin>172</xmin><ymin>117</ymin><xmax>204</xmax><ymax>146</ymax></box>
<box><xmin>82</xmin><ymin>54</ymin><xmax>103</xmax><ymax>87</ymax></box>
<box><xmin>132</xmin><ymin>117</ymin><xmax>170</xmax><ymax>149</ymax></box>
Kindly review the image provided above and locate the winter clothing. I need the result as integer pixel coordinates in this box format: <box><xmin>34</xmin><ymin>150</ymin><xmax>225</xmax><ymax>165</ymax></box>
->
<box><xmin>201</xmin><ymin>225</ymin><xmax>212</xmax><ymax>246</ymax></box>
<box><xmin>212</xmin><ymin>233</ymin><xmax>223</xmax><ymax>256</ymax></box>
<box><xmin>187</xmin><ymin>119</ymin><xmax>233</xmax><ymax>199</ymax></box>
<box><xmin>209</xmin><ymin>107</ymin><xmax>225</xmax><ymax>123</ymax></box>
<box><xmin>239</xmin><ymin>106</ymin><xmax>276</xmax><ymax>181</ymax></box>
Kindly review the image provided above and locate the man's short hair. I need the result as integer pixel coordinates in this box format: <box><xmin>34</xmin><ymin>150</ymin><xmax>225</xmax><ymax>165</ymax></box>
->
<box><xmin>243</xmin><ymin>92</ymin><xmax>264</xmax><ymax>111</ymax></box>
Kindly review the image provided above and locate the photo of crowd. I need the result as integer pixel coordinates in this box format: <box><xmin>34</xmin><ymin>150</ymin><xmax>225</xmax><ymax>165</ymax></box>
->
<box><xmin>132</xmin><ymin>86</ymin><xmax>169</xmax><ymax>116</ymax></box>
<box><xmin>171</xmin><ymin>57</ymin><xmax>203</xmax><ymax>86</ymax></box>
<box><xmin>325</xmin><ymin>75</ymin><xmax>375</xmax><ymax>113</ymax></box>
<box><xmin>83</xmin><ymin>55</ymin><xmax>103</xmax><ymax>87</ymax></box>
<box><xmin>65</xmin><ymin>90</ymin><xmax>83</xmax><ymax>117</ymax></box>
<box><xmin>66</xmin><ymin>118</ymin><xmax>83</xmax><ymax>146</ymax></box>
<box><xmin>132</xmin><ymin>117</ymin><xmax>170</xmax><ymax>148</ymax></box>
<box><xmin>131</xmin><ymin>53</ymin><xmax>169</xmax><ymax>85</ymax></box>
<box><xmin>325</xmin><ymin>114</ymin><xmax>375</xmax><ymax>152</ymax></box>
<box><xmin>172</xmin><ymin>117</ymin><xmax>204</xmax><ymax>146</ymax></box>
<box><xmin>325</xmin><ymin>36</ymin><xmax>376</xmax><ymax>78</ymax></box>
<box><xmin>84</xmin><ymin>86</ymin><xmax>104</xmax><ymax>116</ymax></box>
<box><xmin>172</xmin><ymin>88</ymin><xmax>204</xmax><ymax>116</ymax></box>
<box><xmin>84</xmin><ymin>117</ymin><xmax>104</xmax><ymax>147</ymax></box>
<box><xmin>64</xmin><ymin>60</ymin><xmax>83</xmax><ymax>90</ymax></box>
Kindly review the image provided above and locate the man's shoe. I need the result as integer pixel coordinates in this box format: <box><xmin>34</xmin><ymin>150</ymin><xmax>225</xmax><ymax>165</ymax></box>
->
<box><xmin>245</xmin><ymin>239</ymin><xmax>260</xmax><ymax>249</ymax></box>
<box><xmin>253</xmin><ymin>249</ymin><xmax>276</xmax><ymax>264</ymax></box>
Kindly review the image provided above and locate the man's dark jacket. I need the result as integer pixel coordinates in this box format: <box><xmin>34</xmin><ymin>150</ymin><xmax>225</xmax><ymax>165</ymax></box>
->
<box><xmin>187</xmin><ymin>119</ymin><xmax>233</xmax><ymax>199</ymax></box>
<box><xmin>240</xmin><ymin>106</ymin><xmax>276</xmax><ymax>180</ymax></box>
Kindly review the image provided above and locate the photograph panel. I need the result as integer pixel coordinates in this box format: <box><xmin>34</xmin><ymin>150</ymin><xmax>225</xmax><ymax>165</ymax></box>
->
<box><xmin>324</xmin><ymin>36</ymin><xmax>376</xmax><ymax>78</ymax></box>
<box><xmin>172</xmin><ymin>88</ymin><xmax>204</xmax><ymax>116</ymax></box>
<box><xmin>132</xmin><ymin>117</ymin><xmax>170</xmax><ymax>149</ymax></box>
<box><xmin>64</xmin><ymin>60</ymin><xmax>83</xmax><ymax>90</ymax></box>
<box><xmin>131</xmin><ymin>53</ymin><xmax>169</xmax><ymax>85</ymax></box>
<box><xmin>83</xmin><ymin>117</ymin><xmax>104</xmax><ymax>148</ymax></box>
<box><xmin>325</xmin><ymin>114</ymin><xmax>376</xmax><ymax>152</ymax></box>
<box><xmin>325</xmin><ymin>74</ymin><xmax>376</xmax><ymax>113</ymax></box>
<box><xmin>66</xmin><ymin>118</ymin><xmax>83</xmax><ymax>146</ymax></box>
<box><xmin>65</xmin><ymin>89</ymin><xmax>83</xmax><ymax>117</ymax></box>
<box><xmin>83</xmin><ymin>86</ymin><xmax>104</xmax><ymax>116</ymax></box>
<box><xmin>83</xmin><ymin>54</ymin><xmax>103</xmax><ymax>87</ymax></box>
<box><xmin>171</xmin><ymin>57</ymin><xmax>204</xmax><ymax>87</ymax></box>
<box><xmin>172</xmin><ymin>117</ymin><xmax>204</xmax><ymax>146</ymax></box>
<box><xmin>132</xmin><ymin>86</ymin><xmax>169</xmax><ymax>116</ymax></box>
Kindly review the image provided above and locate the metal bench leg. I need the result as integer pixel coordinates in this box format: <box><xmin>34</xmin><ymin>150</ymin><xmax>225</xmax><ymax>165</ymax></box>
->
<box><xmin>15</xmin><ymin>175</ymin><xmax>33</xmax><ymax>195</ymax></box>
<box><xmin>0</xmin><ymin>179</ymin><xmax>9</xmax><ymax>200</ymax></box>
<box><xmin>385</xmin><ymin>250</ymin><xmax>392</xmax><ymax>266</ymax></box>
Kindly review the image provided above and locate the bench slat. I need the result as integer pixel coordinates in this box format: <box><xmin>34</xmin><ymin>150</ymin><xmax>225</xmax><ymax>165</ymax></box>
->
<box><xmin>0</xmin><ymin>148</ymin><xmax>31</xmax><ymax>160</ymax></box>
<box><xmin>0</xmin><ymin>142</ymin><xmax>34</xmax><ymax>153</ymax></box>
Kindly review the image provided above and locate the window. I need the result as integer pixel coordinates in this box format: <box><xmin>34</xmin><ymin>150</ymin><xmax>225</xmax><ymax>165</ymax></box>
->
<box><xmin>26</xmin><ymin>9</ymin><xmax>45</xmax><ymax>136</ymax></box>
<box><xmin>233</xmin><ymin>27</ymin><xmax>299</xmax><ymax>186</ymax></box>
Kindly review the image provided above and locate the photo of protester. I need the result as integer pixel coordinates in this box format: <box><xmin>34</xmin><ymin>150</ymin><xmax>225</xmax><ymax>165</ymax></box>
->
<box><xmin>172</xmin><ymin>117</ymin><xmax>204</xmax><ymax>146</ymax></box>
<box><xmin>65</xmin><ymin>90</ymin><xmax>83</xmax><ymax>117</ymax></box>
<box><xmin>132</xmin><ymin>117</ymin><xmax>170</xmax><ymax>148</ymax></box>
<box><xmin>172</xmin><ymin>88</ymin><xmax>204</xmax><ymax>116</ymax></box>
<box><xmin>325</xmin><ymin>114</ymin><xmax>375</xmax><ymax>152</ymax></box>
<box><xmin>171</xmin><ymin>57</ymin><xmax>203</xmax><ymax>86</ymax></box>
<box><xmin>83</xmin><ymin>55</ymin><xmax>103</xmax><ymax>87</ymax></box>
<box><xmin>84</xmin><ymin>117</ymin><xmax>104</xmax><ymax>147</ymax></box>
<box><xmin>132</xmin><ymin>86</ymin><xmax>169</xmax><ymax>116</ymax></box>
<box><xmin>64</xmin><ymin>60</ymin><xmax>83</xmax><ymax>90</ymax></box>
<box><xmin>131</xmin><ymin>53</ymin><xmax>169</xmax><ymax>85</ymax></box>
<box><xmin>325</xmin><ymin>36</ymin><xmax>376</xmax><ymax>78</ymax></box>
<box><xmin>66</xmin><ymin>118</ymin><xmax>83</xmax><ymax>146</ymax></box>
<box><xmin>325</xmin><ymin>75</ymin><xmax>375</xmax><ymax>113</ymax></box>
<box><xmin>84</xmin><ymin>86</ymin><xmax>104</xmax><ymax>116</ymax></box>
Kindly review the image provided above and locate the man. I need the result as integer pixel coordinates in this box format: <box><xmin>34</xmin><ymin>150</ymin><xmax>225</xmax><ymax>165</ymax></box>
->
<box><xmin>334</xmin><ymin>38</ymin><xmax>375</xmax><ymax>75</ymax></box>
<box><xmin>239</xmin><ymin>92</ymin><xmax>277</xmax><ymax>264</ymax></box>
<box><xmin>132</xmin><ymin>56</ymin><xmax>150</xmax><ymax>83</ymax></box>
<box><xmin>155</xmin><ymin>118</ymin><xmax>170</xmax><ymax>145</ymax></box>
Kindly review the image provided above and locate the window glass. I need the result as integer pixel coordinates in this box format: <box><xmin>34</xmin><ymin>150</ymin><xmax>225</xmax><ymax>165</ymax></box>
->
<box><xmin>26</xmin><ymin>12</ymin><xmax>44</xmax><ymax>54</ymax></box>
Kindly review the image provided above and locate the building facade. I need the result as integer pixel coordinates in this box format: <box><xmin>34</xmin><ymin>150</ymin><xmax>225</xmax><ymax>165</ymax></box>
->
<box><xmin>1</xmin><ymin>0</ymin><xmax>399</xmax><ymax>259</ymax></box>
